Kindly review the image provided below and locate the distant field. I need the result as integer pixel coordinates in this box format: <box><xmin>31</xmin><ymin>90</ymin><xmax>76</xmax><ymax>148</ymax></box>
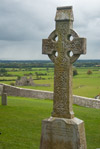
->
<box><xmin>73</xmin><ymin>68</ymin><xmax>100</xmax><ymax>97</ymax></box>
<box><xmin>0</xmin><ymin>67</ymin><xmax>100</xmax><ymax>98</ymax></box>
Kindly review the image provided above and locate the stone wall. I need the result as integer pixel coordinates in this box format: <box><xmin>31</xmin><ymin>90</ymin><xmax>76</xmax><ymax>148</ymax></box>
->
<box><xmin>1</xmin><ymin>83</ymin><xmax>100</xmax><ymax>109</ymax></box>
<box><xmin>73</xmin><ymin>95</ymin><xmax>100</xmax><ymax>109</ymax></box>
<box><xmin>2</xmin><ymin>84</ymin><xmax>53</xmax><ymax>99</ymax></box>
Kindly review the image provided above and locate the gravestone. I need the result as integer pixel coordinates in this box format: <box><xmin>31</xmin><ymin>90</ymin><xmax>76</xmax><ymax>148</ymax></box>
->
<box><xmin>40</xmin><ymin>6</ymin><xmax>87</xmax><ymax>149</ymax></box>
<box><xmin>0</xmin><ymin>85</ymin><xmax>7</xmax><ymax>105</ymax></box>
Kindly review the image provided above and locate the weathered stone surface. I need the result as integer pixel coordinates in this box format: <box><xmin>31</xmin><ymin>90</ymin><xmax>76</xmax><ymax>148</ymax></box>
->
<box><xmin>3</xmin><ymin>83</ymin><xmax>53</xmax><ymax>99</ymax></box>
<box><xmin>1</xmin><ymin>93</ymin><xmax>7</xmax><ymax>105</ymax></box>
<box><xmin>40</xmin><ymin>117</ymin><xmax>87</xmax><ymax>149</ymax></box>
<box><xmin>15</xmin><ymin>76</ymin><xmax>50</xmax><ymax>87</ymax></box>
<box><xmin>42</xmin><ymin>6</ymin><xmax>86</xmax><ymax>119</ymax></box>
<box><xmin>15</xmin><ymin>76</ymin><xmax>34</xmax><ymax>86</ymax></box>
<box><xmin>2</xmin><ymin>83</ymin><xmax>100</xmax><ymax>109</ymax></box>
<box><xmin>40</xmin><ymin>6</ymin><xmax>87</xmax><ymax>149</ymax></box>
<box><xmin>0</xmin><ymin>85</ymin><xmax>3</xmax><ymax>95</ymax></box>
<box><xmin>55</xmin><ymin>6</ymin><xmax>74</xmax><ymax>21</ymax></box>
<box><xmin>42</xmin><ymin>39</ymin><xmax>56</xmax><ymax>55</ymax></box>
<box><xmin>73</xmin><ymin>95</ymin><xmax>100</xmax><ymax>109</ymax></box>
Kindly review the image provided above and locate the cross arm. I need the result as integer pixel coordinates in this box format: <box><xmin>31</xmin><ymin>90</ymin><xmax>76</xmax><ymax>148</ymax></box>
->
<box><xmin>42</xmin><ymin>39</ymin><xmax>56</xmax><ymax>55</ymax></box>
<box><xmin>67</xmin><ymin>37</ymin><xmax>86</xmax><ymax>64</ymax></box>
<box><xmin>70</xmin><ymin>38</ymin><xmax>86</xmax><ymax>55</ymax></box>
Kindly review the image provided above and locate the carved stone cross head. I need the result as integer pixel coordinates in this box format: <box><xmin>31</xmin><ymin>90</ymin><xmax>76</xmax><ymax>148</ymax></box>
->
<box><xmin>42</xmin><ymin>6</ymin><xmax>86</xmax><ymax>64</ymax></box>
<box><xmin>42</xmin><ymin>6</ymin><xmax>86</xmax><ymax>119</ymax></box>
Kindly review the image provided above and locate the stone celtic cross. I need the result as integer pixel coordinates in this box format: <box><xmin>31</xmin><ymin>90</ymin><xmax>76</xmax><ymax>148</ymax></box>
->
<box><xmin>42</xmin><ymin>6</ymin><xmax>86</xmax><ymax>119</ymax></box>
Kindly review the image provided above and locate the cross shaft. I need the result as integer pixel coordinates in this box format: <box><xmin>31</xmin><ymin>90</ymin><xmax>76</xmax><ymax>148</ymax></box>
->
<box><xmin>42</xmin><ymin>6</ymin><xmax>86</xmax><ymax>118</ymax></box>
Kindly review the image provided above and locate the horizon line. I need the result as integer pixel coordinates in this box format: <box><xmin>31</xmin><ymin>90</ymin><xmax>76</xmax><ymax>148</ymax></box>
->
<box><xmin>0</xmin><ymin>59</ymin><xmax>100</xmax><ymax>61</ymax></box>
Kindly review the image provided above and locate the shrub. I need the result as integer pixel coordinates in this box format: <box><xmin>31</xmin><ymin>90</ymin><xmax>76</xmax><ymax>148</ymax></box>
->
<box><xmin>17</xmin><ymin>76</ymin><xmax>21</xmax><ymax>80</ymax></box>
<box><xmin>73</xmin><ymin>69</ymin><xmax>78</xmax><ymax>76</ymax></box>
<box><xmin>10</xmin><ymin>82</ymin><xmax>15</xmax><ymax>86</ymax></box>
<box><xmin>0</xmin><ymin>68</ymin><xmax>7</xmax><ymax>76</ymax></box>
<box><xmin>87</xmin><ymin>70</ymin><xmax>92</xmax><ymax>75</ymax></box>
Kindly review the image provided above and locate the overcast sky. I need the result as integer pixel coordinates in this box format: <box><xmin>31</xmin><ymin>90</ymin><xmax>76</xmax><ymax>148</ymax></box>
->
<box><xmin>0</xmin><ymin>0</ymin><xmax>100</xmax><ymax>60</ymax></box>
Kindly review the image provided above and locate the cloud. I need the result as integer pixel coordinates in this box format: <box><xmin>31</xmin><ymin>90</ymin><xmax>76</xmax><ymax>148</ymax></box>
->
<box><xmin>0</xmin><ymin>0</ymin><xmax>100</xmax><ymax>60</ymax></box>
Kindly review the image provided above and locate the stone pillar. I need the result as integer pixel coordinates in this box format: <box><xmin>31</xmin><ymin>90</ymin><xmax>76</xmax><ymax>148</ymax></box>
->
<box><xmin>1</xmin><ymin>93</ymin><xmax>7</xmax><ymax>105</ymax></box>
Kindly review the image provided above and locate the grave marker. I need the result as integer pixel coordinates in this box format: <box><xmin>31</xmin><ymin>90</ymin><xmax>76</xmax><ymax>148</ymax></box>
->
<box><xmin>40</xmin><ymin>6</ymin><xmax>87</xmax><ymax>149</ymax></box>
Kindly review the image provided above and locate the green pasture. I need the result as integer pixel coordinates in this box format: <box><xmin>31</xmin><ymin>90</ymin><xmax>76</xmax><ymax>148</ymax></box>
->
<box><xmin>0</xmin><ymin>67</ymin><xmax>100</xmax><ymax>98</ymax></box>
<box><xmin>0</xmin><ymin>96</ymin><xmax>100</xmax><ymax>149</ymax></box>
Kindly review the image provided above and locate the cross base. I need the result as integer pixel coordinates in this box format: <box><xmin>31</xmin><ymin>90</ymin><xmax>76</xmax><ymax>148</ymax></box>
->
<box><xmin>40</xmin><ymin>117</ymin><xmax>87</xmax><ymax>149</ymax></box>
<box><xmin>52</xmin><ymin>110</ymin><xmax>74</xmax><ymax>119</ymax></box>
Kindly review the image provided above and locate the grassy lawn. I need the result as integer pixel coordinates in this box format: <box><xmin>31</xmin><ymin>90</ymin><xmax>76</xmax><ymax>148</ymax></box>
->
<box><xmin>0</xmin><ymin>96</ymin><xmax>100</xmax><ymax>149</ymax></box>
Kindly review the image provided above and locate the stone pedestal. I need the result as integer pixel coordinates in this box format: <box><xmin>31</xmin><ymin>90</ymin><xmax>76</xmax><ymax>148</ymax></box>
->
<box><xmin>40</xmin><ymin>117</ymin><xmax>87</xmax><ymax>149</ymax></box>
<box><xmin>1</xmin><ymin>93</ymin><xmax>7</xmax><ymax>105</ymax></box>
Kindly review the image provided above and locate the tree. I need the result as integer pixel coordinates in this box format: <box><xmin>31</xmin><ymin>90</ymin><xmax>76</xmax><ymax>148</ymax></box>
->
<box><xmin>35</xmin><ymin>72</ymin><xmax>39</xmax><ymax>79</ymax></box>
<box><xmin>73</xmin><ymin>69</ymin><xmax>78</xmax><ymax>76</ymax></box>
<box><xmin>46</xmin><ymin>67</ymin><xmax>49</xmax><ymax>72</ymax></box>
<box><xmin>0</xmin><ymin>68</ymin><xmax>7</xmax><ymax>76</ymax></box>
<box><xmin>87</xmin><ymin>70</ymin><xmax>92</xmax><ymax>75</ymax></box>
<box><xmin>17</xmin><ymin>76</ymin><xmax>21</xmax><ymax>80</ymax></box>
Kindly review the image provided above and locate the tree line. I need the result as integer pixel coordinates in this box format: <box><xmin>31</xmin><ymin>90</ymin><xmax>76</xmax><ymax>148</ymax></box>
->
<box><xmin>0</xmin><ymin>60</ymin><xmax>99</xmax><ymax>68</ymax></box>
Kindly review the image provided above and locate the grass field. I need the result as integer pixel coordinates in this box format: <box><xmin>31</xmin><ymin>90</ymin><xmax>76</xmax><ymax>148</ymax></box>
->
<box><xmin>0</xmin><ymin>96</ymin><xmax>100</xmax><ymax>149</ymax></box>
<box><xmin>0</xmin><ymin>62</ymin><xmax>100</xmax><ymax>148</ymax></box>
